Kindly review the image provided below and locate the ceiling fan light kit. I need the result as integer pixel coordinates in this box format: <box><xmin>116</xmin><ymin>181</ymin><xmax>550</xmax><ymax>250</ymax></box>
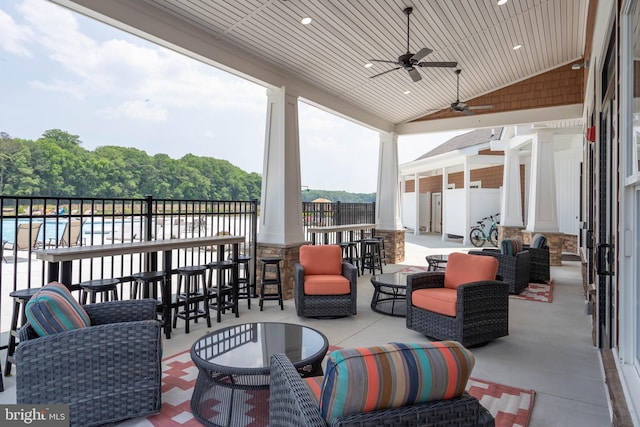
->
<box><xmin>368</xmin><ymin>7</ymin><xmax>457</xmax><ymax>83</ymax></box>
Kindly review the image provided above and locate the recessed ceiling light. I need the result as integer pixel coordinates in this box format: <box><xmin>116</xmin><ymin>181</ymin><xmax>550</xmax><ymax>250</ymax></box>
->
<box><xmin>497</xmin><ymin>0</ymin><xmax>508</xmax><ymax>5</ymax></box>
<box><xmin>301</xmin><ymin>17</ymin><xmax>312</xmax><ymax>25</ymax></box>
<box><xmin>513</xmin><ymin>44</ymin><xmax>522</xmax><ymax>50</ymax></box>
<box><xmin>403</xmin><ymin>90</ymin><xmax>411</xmax><ymax>95</ymax></box>
<box><xmin>364</xmin><ymin>63</ymin><xmax>373</xmax><ymax>68</ymax></box>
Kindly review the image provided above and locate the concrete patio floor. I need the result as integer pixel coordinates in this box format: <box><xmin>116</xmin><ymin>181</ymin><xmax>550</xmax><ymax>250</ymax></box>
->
<box><xmin>0</xmin><ymin>233</ymin><xmax>610</xmax><ymax>426</ymax></box>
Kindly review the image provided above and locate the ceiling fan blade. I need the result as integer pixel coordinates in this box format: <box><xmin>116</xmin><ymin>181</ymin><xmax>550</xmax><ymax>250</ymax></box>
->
<box><xmin>407</xmin><ymin>67</ymin><xmax>422</xmax><ymax>82</ymax></box>
<box><xmin>462</xmin><ymin>109</ymin><xmax>475</xmax><ymax>116</ymax></box>
<box><xmin>369</xmin><ymin>59</ymin><xmax>401</xmax><ymax>64</ymax></box>
<box><xmin>468</xmin><ymin>105</ymin><xmax>494</xmax><ymax>110</ymax></box>
<box><xmin>369</xmin><ymin>67</ymin><xmax>401</xmax><ymax>79</ymax></box>
<box><xmin>410</xmin><ymin>47</ymin><xmax>433</xmax><ymax>62</ymax></box>
<box><xmin>418</xmin><ymin>61</ymin><xmax>458</xmax><ymax>68</ymax></box>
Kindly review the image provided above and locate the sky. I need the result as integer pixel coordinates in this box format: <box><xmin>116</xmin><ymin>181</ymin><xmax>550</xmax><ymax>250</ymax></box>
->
<box><xmin>0</xmin><ymin>0</ymin><xmax>466</xmax><ymax>194</ymax></box>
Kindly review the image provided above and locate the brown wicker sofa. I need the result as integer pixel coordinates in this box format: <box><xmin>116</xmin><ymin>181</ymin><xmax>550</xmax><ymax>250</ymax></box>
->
<box><xmin>406</xmin><ymin>252</ymin><xmax>509</xmax><ymax>347</ymax></box>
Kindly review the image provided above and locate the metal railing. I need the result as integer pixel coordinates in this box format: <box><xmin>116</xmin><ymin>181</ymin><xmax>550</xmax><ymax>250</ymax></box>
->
<box><xmin>0</xmin><ymin>195</ymin><xmax>258</xmax><ymax>331</ymax></box>
<box><xmin>302</xmin><ymin>201</ymin><xmax>375</xmax><ymax>242</ymax></box>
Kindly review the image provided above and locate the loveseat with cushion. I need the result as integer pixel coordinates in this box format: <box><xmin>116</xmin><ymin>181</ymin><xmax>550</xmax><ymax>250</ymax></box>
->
<box><xmin>294</xmin><ymin>244</ymin><xmax>358</xmax><ymax>317</ymax></box>
<box><xmin>15</xmin><ymin>283</ymin><xmax>162</xmax><ymax>427</ymax></box>
<box><xmin>269</xmin><ymin>341</ymin><xmax>494</xmax><ymax>426</ymax></box>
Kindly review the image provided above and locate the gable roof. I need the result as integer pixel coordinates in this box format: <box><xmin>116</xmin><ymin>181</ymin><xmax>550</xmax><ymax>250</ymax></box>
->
<box><xmin>415</xmin><ymin>128</ymin><xmax>505</xmax><ymax>161</ymax></box>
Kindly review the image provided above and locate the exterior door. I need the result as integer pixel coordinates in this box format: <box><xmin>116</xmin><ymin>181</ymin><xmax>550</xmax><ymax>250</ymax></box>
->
<box><xmin>595</xmin><ymin>36</ymin><xmax>617</xmax><ymax>349</ymax></box>
<box><xmin>431</xmin><ymin>193</ymin><xmax>442</xmax><ymax>233</ymax></box>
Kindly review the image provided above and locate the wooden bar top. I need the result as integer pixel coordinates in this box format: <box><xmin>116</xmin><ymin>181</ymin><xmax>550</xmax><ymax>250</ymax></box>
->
<box><xmin>307</xmin><ymin>224</ymin><xmax>376</xmax><ymax>233</ymax></box>
<box><xmin>34</xmin><ymin>235</ymin><xmax>245</xmax><ymax>263</ymax></box>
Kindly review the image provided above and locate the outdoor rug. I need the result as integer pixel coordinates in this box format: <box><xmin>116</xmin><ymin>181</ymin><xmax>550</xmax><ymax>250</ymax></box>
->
<box><xmin>397</xmin><ymin>265</ymin><xmax>554</xmax><ymax>303</ymax></box>
<box><xmin>130</xmin><ymin>348</ymin><xmax>535</xmax><ymax>427</ymax></box>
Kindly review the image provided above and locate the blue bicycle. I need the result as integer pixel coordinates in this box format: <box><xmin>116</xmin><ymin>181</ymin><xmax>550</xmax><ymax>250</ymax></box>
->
<box><xmin>469</xmin><ymin>213</ymin><xmax>499</xmax><ymax>247</ymax></box>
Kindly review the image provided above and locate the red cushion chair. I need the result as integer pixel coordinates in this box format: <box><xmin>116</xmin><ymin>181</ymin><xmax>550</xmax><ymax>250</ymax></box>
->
<box><xmin>406</xmin><ymin>252</ymin><xmax>509</xmax><ymax>347</ymax></box>
<box><xmin>294</xmin><ymin>245</ymin><xmax>358</xmax><ymax>317</ymax></box>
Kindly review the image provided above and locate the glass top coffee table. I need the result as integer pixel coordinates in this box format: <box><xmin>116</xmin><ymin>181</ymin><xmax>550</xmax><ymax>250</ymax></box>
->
<box><xmin>190</xmin><ymin>322</ymin><xmax>328</xmax><ymax>427</ymax></box>
<box><xmin>426</xmin><ymin>254</ymin><xmax>449</xmax><ymax>271</ymax></box>
<box><xmin>370</xmin><ymin>272</ymin><xmax>413</xmax><ymax>317</ymax></box>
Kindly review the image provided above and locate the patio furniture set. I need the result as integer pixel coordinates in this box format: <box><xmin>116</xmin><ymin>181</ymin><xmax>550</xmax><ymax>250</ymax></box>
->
<box><xmin>7</xmin><ymin>234</ymin><xmax>549</xmax><ymax>426</ymax></box>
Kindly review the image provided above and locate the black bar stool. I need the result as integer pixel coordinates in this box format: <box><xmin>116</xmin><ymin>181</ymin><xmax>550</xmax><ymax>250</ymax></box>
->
<box><xmin>173</xmin><ymin>265</ymin><xmax>210</xmax><ymax>333</ymax></box>
<box><xmin>207</xmin><ymin>260</ymin><xmax>237</xmax><ymax>322</ymax></box>
<box><xmin>361</xmin><ymin>238</ymin><xmax>384</xmax><ymax>275</ymax></box>
<box><xmin>230</xmin><ymin>254</ymin><xmax>252</xmax><ymax>309</ymax></box>
<box><xmin>4</xmin><ymin>287</ymin><xmax>41</xmax><ymax>377</ymax></box>
<box><xmin>130</xmin><ymin>270</ymin><xmax>169</xmax><ymax>337</ymax></box>
<box><xmin>79</xmin><ymin>277</ymin><xmax>120</xmax><ymax>304</ymax></box>
<box><xmin>259</xmin><ymin>256</ymin><xmax>283</xmax><ymax>311</ymax></box>
<box><xmin>373</xmin><ymin>234</ymin><xmax>387</xmax><ymax>265</ymax></box>
<box><xmin>339</xmin><ymin>241</ymin><xmax>361</xmax><ymax>276</ymax></box>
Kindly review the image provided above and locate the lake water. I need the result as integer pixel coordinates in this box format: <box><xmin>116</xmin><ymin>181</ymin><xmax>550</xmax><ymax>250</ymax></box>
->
<box><xmin>1</xmin><ymin>218</ymin><xmax>142</xmax><ymax>244</ymax></box>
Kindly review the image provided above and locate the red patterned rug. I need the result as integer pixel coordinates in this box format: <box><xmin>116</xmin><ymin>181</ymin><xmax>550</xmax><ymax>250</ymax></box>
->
<box><xmin>129</xmin><ymin>349</ymin><xmax>534</xmax><ymax>427</ymax></box>
<box><xmin>397</xmin><ymin>265</ymin><xmax>554</xmax><ymax>303</ymax></box>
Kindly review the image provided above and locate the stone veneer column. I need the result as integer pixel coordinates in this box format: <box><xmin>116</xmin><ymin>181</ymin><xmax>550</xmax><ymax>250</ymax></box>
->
<box><xmin>374</xmin><ymin>229</ymin><xmax>405</xmax><ymax>264</ymax></box>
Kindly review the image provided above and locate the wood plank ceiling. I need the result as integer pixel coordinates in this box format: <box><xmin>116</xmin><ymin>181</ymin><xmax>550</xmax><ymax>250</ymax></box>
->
<box><xmin>105</xmin><ymin>0</ymin><xmax>589</xmax><ymax>126</ymax></box>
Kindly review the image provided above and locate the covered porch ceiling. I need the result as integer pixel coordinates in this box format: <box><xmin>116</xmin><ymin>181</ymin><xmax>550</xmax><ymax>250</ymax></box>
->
<box><xmin>53</xmin><ymin>0</ymin><xmax>591</xmax><ymax>135</ymax></box>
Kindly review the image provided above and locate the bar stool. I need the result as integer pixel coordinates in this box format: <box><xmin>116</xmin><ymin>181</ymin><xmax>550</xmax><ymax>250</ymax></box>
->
<box><xmin>130</xmin><ymin>270</ymin><xmax>169</xmax><ymax>336</ymax></box>
<box><xmin>207</xmin><ymin>260</ymin><xmax>237</xmax><ymax>322</ymax></box>
<box><xmin>229</xmin><ymin>254</ymin><xmax>252</xmax><ymax>309</ymax></box>
<box><xmin>4</xmin><ymin>287</ymin><xmax>41</xmax><ymax>377</ymax></box>
<box><xmin>259</xmin><ymin>256</ymin><xmax>283</xmax><ymax>311</ymax></box>
<box><xmin>173</xmin><ymin>265</ymin><xmax>211</xmax><ymax>333</ymax></box>
<box><xmin>361</xmin><ymin>238</ymin><xmax>384</xmax><ymax>275</ymax></box>
<box><xmin>79</xmin><ymin>277</ymin><xmax>120</xmax><ymax>304</ymax></box>
<box><xmin>339</xmin><ymin>241</ymin><xmax>361</xmax><ymax>276</ymax></box>
<box><xmin>373</xmin><ymin>234</ymin><xmax>387</xmax><ymax>265</ymax></box>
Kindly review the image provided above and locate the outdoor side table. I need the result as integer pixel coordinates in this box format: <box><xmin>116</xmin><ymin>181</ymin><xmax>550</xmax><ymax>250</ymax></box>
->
<box><xmin>370</xmin><ymin>272</ymin><xmax>412</xmax><ymax>317</ymax></box>
<box><xmin>426</xmin><ymin>254</ymin><xmax>449</xmax><ymax>271</ymax></box>
<box><xmin>190</xmin><ymin>322</ymin><xmax>328</xmax><ymax>427</ymax></box>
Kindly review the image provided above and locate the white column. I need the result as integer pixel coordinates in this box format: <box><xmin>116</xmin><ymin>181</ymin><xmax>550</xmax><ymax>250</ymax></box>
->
<box><xmin>501</xmin><ymin>146</ymin><xmax>524</xmax><ymax>227</ymax></box>
<box><xmin>258</xmin><ymin>87</ymin><xmax>305</xmax><ymax>245</ymax></box>
<box><xmin>376</xmin><ymin>132</ymin><xmax>403</xmax><ymax>230</ymax></box>
<box><xmin>414</xmin><ymin>172</ymin><xmax>420</xmax><ymax>235</ymax></box>
<box><xmin>526</xmin><ymin>129</ymin><xmax>559</xmax><ymax>232</ymax></box>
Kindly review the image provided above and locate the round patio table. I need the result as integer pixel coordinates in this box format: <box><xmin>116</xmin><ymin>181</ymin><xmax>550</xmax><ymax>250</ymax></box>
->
<box><xmin>190</xmin><ymin>322</ymin><xmax>328</xmax><ymax>427</ymax></box>
<box><xmin>370</xmin><ymin>272</ymin><xmax>412</xmax><ymax>317</ymax></box>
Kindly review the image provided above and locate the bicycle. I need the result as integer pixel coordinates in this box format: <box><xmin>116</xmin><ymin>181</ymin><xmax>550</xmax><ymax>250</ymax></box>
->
<box><xmin>469</xmin><ymin>213</ymin><xmax>500</xmax><ymax>247</ymax></box>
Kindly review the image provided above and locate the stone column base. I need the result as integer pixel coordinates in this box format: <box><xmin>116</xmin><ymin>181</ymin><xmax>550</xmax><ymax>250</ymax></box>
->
<box><xmin>374</xmin><ymin>229</ymin><xmax>405</xmax><ymax>264</ymax></box>
<box><xmin>256</xmin><ymin>243</ymin><xmax>305</xmax><ymax>300</ymax></box>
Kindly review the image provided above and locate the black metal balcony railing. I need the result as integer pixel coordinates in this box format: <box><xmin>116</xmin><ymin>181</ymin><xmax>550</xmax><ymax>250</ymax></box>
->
<box><xmin>0</xmin><ymin>196</ymin><xmax>375</xmax><ymax>333</ymax></box>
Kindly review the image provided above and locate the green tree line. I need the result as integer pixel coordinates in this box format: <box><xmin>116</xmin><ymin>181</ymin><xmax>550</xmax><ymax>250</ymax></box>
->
<box><xmin>0</xmin><ymin>129</ymin><xmax>375</xmax><ymax>202</ymax></box>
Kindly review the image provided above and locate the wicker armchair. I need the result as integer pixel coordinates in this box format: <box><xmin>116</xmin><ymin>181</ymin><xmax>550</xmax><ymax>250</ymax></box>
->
<box><xmin>269</xmin><ymin>353</ymin><xmax>494</xmax><ymax>427</ymax></box>
<box><xmin>15</xmin><ymin>299</ymin><xmax>162</xmax><ymax>427</ymax></box>
<box><xmin>294</xmin><ymin>245</ymin><xmax>358</xmax><ymax>317</ymax></box>
<box><xmin>468</xmin><ymin>248</ymin><xmax>531</xmax><ymax>294</ymax></box>
<box><xmin>406</xmin><ymin>253</ymin><xmax>509</xmax><ymax>348</ymax></box>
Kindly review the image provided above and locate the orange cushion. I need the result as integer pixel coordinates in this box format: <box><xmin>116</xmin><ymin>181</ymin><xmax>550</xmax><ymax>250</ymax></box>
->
<box><xmin>299</xmin><ymin>245</ymin><xmax>343</xmax><ymax>275</ymax></box>
<box><xmin>304</xmin><ymin>275</ymin><xmax>350</xmax><ymax>295</ymax></box>
<box><xmin>412</xmin><ymin>288</ymin><xmax>457</xmax><ymax>317</ymax></box>
<box><xmin>443</xmin><ymin>252</ymin><xmax>498</xmax><ymax>289</ymax></box>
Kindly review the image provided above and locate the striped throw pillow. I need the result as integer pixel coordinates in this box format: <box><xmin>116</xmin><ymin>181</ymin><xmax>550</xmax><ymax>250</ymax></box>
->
<box><xmin>531</xmin><ymin>233</ymin><xmax>548</xmax><ymax>249</ymax></box>
<box><xmin>318</xmin><ymin>341</ymin><xmax>475</xmax><ymax>422</ymax></box>
<box><xmin>500</xmin><ymin>238</ymin><xmax>522</xmax><ymax>256</ymax></box>
<box><xmin>25</xmin><ymin>282</ymin><xmax>90</xmax><ymax>336</ymax></box>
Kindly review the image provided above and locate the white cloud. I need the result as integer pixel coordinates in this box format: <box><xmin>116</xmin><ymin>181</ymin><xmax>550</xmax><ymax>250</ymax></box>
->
<box><xmin>0</xmin><ymin>8</ymin><xmax>34</xmax><ymax>57</ymax></box>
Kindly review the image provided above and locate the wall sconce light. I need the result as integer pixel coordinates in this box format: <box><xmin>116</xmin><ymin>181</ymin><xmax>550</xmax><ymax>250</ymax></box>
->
<box><xmin>571</xmin><ymin>60</ymin><xmax>590</xmax><ymax>70</ymax></box>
